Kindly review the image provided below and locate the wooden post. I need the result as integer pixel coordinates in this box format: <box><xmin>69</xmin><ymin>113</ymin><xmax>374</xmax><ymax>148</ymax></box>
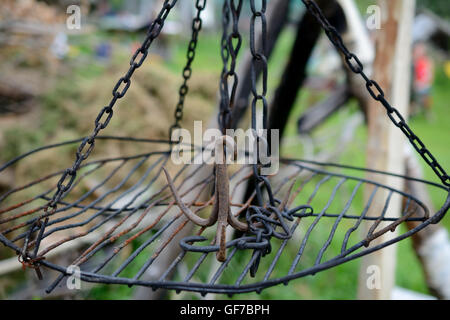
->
<box><xmin>357</xmin><ymin>0</ymin><xmax>415</xmax><ymax>300</ymax></box>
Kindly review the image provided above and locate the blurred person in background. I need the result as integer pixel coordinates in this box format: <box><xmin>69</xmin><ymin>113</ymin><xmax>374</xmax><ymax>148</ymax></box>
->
<box><xmin>412</xmin><ymin>42</ymin><xmax>434</xmax><ymax>119</ymax></box>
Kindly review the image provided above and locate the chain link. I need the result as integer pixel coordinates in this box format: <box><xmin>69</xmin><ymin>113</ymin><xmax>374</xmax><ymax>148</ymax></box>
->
<box><xmin>301</xmin><ymin>0</ymin><xmax>450</xmax><ymax>187</ymax></box>
<box><xmin>169</xmin><ymin>0</ymin><xmax>207</xmax><ymax>139</ymax></box>
<box><xmin>249</xmin><ymin>0</ymin><xmax>268</xmax><ymax>136</ymax></box>
<box><xmin>249</xmin><ymin>0</ymin><xmax>277</xmax><ymax>207</ymax></box>
<box><xmin>44</xmin><ymin>0</ymin><xmax>178</xmax><ymax>217</ymax></box>
<box><xmin>218</xmin><ymin>0</ymin><xmax>243</xmax><ymax>132</ymax></box>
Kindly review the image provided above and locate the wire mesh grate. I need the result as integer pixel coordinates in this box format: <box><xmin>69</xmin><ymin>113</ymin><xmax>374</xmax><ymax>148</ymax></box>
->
<box><xmin>0</xmin><ymin>137</ymin><xmax>448</xmax><ymax>295</ymax></box>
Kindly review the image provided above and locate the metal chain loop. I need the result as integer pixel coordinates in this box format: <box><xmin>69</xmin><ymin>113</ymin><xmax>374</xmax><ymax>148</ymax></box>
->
<box><xmin>218</xmin><ymin>0</ymin><xmax>243</xmax><ymax>132</ymax></box>
<box><xmin>218</xmin><ymin>2</ymin><xmax>230</xmax><ymax>131</ymax></box>
<box><xmin>301</xmin><ymin>0</ymin><xmax>450</xmax><ymax>187</ymax></box>
<box><xmin>249</xmin><ymin>0</ymin><xmax>268</xmax><ymax>140</ymax></box>
<box><xmin>248</xmin><ymin>0</ymin><xmax>277</xmax><ymax>207</ymax></box>
<box><xmin>169</xmin><ymin>0</ymin><xmax>207</xmax><ymax>139</ymax></box>
<box><xmin>46</xmin><ymin>0</ymin><xmax>178</xmax><ymax>210</ymax></box>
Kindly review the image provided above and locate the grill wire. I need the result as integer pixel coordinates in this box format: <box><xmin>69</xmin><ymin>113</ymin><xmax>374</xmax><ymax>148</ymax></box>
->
<box><xmin>0</xmin><ymin>137</ymin><xmax>448</xmax><ymax>295</ymax></box>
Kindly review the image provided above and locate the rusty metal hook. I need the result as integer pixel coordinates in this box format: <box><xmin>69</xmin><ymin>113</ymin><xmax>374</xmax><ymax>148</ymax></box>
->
<box><xmin>164</xmin><ymin>135</ymin><xmax>250</xmax><ymax>262</ymax></box>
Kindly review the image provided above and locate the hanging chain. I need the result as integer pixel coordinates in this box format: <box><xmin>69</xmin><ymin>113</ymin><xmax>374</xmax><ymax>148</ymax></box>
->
<box><xmin>301</xmin><ymin>0</ymin><xmax>450</xmax><ymax>188</ymax></box>
<box><xmin>21</xmin><ymin>0</ymin><xmax>178</xmax><ymax>267</ymax></box>
<box><xmin>46</xmin><ymin>0</ymin><xmax>178</xmax><ymax>212</ymax></box>
<box><xmin>219</xmin><ymin>0</ymin><xmax>243</xmax><ymax>132</ymax></box>
<box><xmin>249</xmin><ymin>0</ymin><xmax>268</xmax><ymax>133</ymax></box>
<box><xmin>249</xmin><ymin>0</ymin><xmax>277</xmax><ymax>207</ymax></box>
<box><xmin>169</xmin><ymin>0</ymin><xmax>207</xmax><ymax>139</ymax></box>
<box><xmin>218</xmin><ymin>1</ymin><xmax>230</xmax><ymax>132</ymax></box>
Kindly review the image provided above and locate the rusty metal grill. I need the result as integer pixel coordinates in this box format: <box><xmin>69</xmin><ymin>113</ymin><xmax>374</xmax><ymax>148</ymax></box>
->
<box><xmin>0</xmin><ymin>137</ymin><xmax>448</xmax><ymax>295</ymax></box>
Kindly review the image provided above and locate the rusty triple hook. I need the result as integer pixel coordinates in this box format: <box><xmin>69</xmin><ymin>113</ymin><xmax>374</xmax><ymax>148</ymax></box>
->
<box><xmin>164</xmin><ymin>135</ymin><xmax>292</xmax><ymax>263</ymax></box>
<box><xmin>164</xmin><ymin>135</ymin><xmax>247</xmax><ymax>262</ymax></box>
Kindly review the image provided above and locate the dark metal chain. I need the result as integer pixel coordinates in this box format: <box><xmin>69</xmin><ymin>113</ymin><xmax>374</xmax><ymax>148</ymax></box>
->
<box><xmin>46</xmin><ymin>0</ymin><xmax>178</xmax><ymax>211</ymax></box>
<box><xmin>22</xmin><ymin>0</ymin><xmax>178</xmax><ymax>266</ymax></box>
<box><xmin>301</xmin><ymin>0</ymin><xmax>450</xmax><ymax>188</ymax></box>
<box><xmin>169</xmin><ymin>0</ymin><xmax>207</xmax><ymax>138</ymax></box>
<box><xmin>249</xmin><ymin>0</ymin><xmax>277</xmax><ymax>207</ymax></box>
<box><xmin>218</xmin><ymin>1</ymin><xmax>230</xmax><ymax>131</ymax></box>
<box><xmin>249</xmin><ymin>0</ymin><xmax>268</xmax><ymax>133</ymax></box>
<box><xmin>219</xmin><ymin>0</ymin><xmax>243</xmax><ymax>132</ymax></box>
